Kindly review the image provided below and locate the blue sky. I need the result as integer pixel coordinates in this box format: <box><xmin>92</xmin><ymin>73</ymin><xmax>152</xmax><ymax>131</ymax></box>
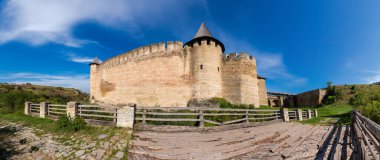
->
<box><xmin>0</xmin><ymin>0</ymin><xmax>380</xmax><ymax>93</ymax></box>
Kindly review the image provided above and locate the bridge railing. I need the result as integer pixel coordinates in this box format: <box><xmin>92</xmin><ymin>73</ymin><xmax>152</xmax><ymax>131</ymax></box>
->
<box><xmin>352</xmin><ymin>110</ymin><xmax>380</xmax><ymax>159</ymax></box>
<box><xmin>135</xmin><ymin>107</ymin><xmax>317</xmax><ymax>127</ymax></box>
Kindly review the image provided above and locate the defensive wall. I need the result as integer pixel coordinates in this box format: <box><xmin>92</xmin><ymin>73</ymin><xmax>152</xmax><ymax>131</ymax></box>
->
<box><xmin>90</xmin><ymin>40</ymin><xmax>262</xmax><ymax>107</ymax></box>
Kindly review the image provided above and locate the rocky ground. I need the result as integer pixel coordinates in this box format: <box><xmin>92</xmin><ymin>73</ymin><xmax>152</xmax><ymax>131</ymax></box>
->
<box><xmin>0</xmin><ymin>122</ymin><xmax>131</xmax><ymax>160</ymax></box>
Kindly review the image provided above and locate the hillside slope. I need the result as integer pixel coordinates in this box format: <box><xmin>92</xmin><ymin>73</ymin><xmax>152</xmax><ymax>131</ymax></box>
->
<box><xmin>0</xmin><ymin>83</ymin><xmax>89</xmax><ymax>112</ymax></box>
<box><xmin>329</xmin><ymin>83</ymin><xmax>380</xmax><ymax>123</ymax></box>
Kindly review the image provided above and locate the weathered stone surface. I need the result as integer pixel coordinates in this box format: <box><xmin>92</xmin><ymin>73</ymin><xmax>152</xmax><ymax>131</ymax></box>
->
<box><xmin>0</xmin><ymin>122</ymin><xmax>131</xmax><ymax>160</ymax></box>
<box><xmin>75</xmin><ymin>150</ymin><xmax>85</xmax><ymax>157</ymax></box>
<box><xmin>115</xmin><ymin>151</ymin><xmax>124</xmax><ymax>159</ymax></box>
<box><xmin>90</xmin><ymin>26</ymin><xmax>265</xmax><ymax>108</ymax></box>
<box><xmin>98</xmin><ymin>134</ymin><xmax>108</xmax><ymax>139</ymax></box>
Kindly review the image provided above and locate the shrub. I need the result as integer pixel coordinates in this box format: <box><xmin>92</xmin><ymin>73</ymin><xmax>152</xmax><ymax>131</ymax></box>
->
<box><xmin>56</xmin><ymin>115</ymin><xmax>86</xmax><ymax>131</ymax></box>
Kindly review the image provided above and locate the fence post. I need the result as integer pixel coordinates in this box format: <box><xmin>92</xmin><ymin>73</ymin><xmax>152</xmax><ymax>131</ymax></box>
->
<box><xmin>307</xmin><ymin>110</ymin><xmax>312</xmax><ymax>119</ymax></box>
<box><xmin>114</xmin><ymin>108</ymin><xmax>117</xmax><ymax>123</ymax></box>
<box><xmin>142</xmin><ymin>109</ymin><xmax>147</xmax><ymax>124</ymax></box>
<box><xmin>67</xmin><ymin>101</ymin><xmax>78</xmax><ymax>118</ymax></box>
<box><xmin>199</xmin><ymin>110</ymin><xmax>204</xmax><ymax>128</ymax></box>
<box><xmin>245</xmin><ymin>110</ymin><xmax>249</xmax><ymax>123</ymax></box>
<box><xmin>314</xmin><ymin>109</ymin><xmax>318</xmax><ymax>117</ymax></box>
<box><xmin>39</xmin><ymin>102</ymin><xmax>48</xmax><ymax>118</ymax></box>
<box><xmin>117</xmin><ymin>106</ymin><xmax>135</xmax><ymax>128</ymax></box>
<box><xmin>24</xmin><ymin>101</ymin><xmax>31</xmax><ymax>115</ymax></box>
<box><xmin>281</xmin><ymin>108</ymin><xmax>289</xmax><ymax>122</ymax></box>
<box><xmin>297</xmin><ymin>109</ymin><xmax>303</xmax><ymax>121</ymax></box>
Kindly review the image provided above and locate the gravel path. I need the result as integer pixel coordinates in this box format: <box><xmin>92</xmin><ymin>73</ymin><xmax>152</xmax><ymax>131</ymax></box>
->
<box><xmin>129</xmin><ymin>122</ymin><xmax>356</xmax><ymax>160</ymax></box>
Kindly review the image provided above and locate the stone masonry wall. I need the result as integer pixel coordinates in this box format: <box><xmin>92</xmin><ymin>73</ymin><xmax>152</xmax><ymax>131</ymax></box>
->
<box><xmin>221</xmin><ymin>53</ymin><xmax>260</xmax><ymax>107</ymax></box>
<box><xmin>296</xmin><ymin>89</ymin><xmax>326</xmax><ymax>107</ymax></box>
<box><xmin>91</xmin><ymin>41</ymin><xmax>193</xmax><ymax>107</ymax></box>
<box><xmin>188</xmin><ymin>40</ymin><xmax>223</xmax><ymax>100</ymax></box>
<box><xmin>258</xmin><ymin>78</ymin><xmax>268</xmax><ymax>106</ymax></box>
<box><xmin>90</xmin><ymin>41</ymin><xmax>264</xmax><ymax>108</ymax></box>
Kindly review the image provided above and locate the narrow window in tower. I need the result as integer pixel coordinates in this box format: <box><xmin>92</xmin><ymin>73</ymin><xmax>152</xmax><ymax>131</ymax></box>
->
<box><xmin>218</xmin><ymin>67</ymin><xmax>220</xmax><ymax>72</ymax></box>
<box><xmin>200</xmin><ymin>64</ymin><xmax>204</xmax><ymax>70</ymax></box>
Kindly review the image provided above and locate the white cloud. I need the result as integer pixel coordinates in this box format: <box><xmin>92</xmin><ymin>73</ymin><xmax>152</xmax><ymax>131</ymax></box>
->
<box><xmin>0</xmin><ymin>72</ymin><xmax>89</xmax><ymax>92</ymax></box>
<box><xmin>215</xmin><ymin>31</ymin><xmax>307</xmax><ymax>89</ymax></box>
<box><xmin>66</xmin><ymin>53</ymin><xmax>102</xmax><ymax>64</ymax></box>
<box><xmin>0</xmin><ymin>0</ymin><xmax>131</xmax><ymax>47</ymax></box>
<box><xmin>363</xmin><ymin>71</ymin><xmax>380</xmax><ymax>84</ymax></box>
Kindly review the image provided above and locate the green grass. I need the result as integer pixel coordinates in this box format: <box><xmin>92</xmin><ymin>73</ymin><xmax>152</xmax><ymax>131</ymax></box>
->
<box><xmin>300</xmin><ymin>103</ymin><xmax>353</xmax><ymax>125</ymax></box>
<box><xmin>0</xmin><ymin>110</ymin><xmax>130</xmax><ymax>142</ymax></box>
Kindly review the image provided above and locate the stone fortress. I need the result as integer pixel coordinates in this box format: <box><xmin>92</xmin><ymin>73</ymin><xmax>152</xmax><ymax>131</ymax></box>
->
<box><xmin>89</xmin><ymin>23</ymin><xmax>268</xmax><ymax>107</ymax></box>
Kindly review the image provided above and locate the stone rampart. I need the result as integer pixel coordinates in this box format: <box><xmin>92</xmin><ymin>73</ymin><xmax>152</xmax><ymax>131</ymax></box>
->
<box><xmin>97</xmin><ymin>41</ymin><xmax>183</xmax><ymax>70</ymax></box>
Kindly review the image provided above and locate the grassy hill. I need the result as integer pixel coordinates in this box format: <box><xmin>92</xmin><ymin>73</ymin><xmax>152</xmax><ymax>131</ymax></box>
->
<box><xmin>0</xmin><ymin>83</ymin><xmax>89</xmax><ymax>112</ymax></box>
<box><xmin>323</xmin><ymin>83</ymin><xmax>380</xmax><ymax>124</ymax></box>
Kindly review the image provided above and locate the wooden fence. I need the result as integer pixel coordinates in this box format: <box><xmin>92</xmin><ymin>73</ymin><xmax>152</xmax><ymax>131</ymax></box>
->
<box><xmin>135</xmin><ymin>107</ymin><xmax>317</xmax><ymax>127</ymax></box>
<box><xmin>25</xmin><ymin>102</ymin><xmax>117</xmax><ymax>125</ymax></box>
<box><xmin>352</xmin><ymin>110</ymin><xmax>380</xmax><ymax>160</ymax></box>
<box><xmin>30</xmin><ymin>103</ymin><xmax>40</xmax><ymax>116</ymax></box>
<box><xmin>77</xmin><ymin>104</ymin><xmax>117</xmax><ymax>125</ymax></box>
<box><xmin>47</xmin><ymin>104</ymin><xmax>67</xmax><ymax>119</ymax></box>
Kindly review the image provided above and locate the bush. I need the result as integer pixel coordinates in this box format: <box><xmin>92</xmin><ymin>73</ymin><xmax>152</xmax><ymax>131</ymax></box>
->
<box><xmin>56</xmin><ymin>115</ymin><xmax>86</xmax><ymax>131</ymax></box>
<box><xmin>322</xmin><ymin>81</ymin><xmax>343</xmax><ymax>105</ymax></box>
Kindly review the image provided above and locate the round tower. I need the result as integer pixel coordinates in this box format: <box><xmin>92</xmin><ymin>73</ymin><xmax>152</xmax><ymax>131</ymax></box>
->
<box><xmin>89</xmin><ymin>58</ymin><xmax>100</xmax><ymax>103</ymax></box>
<box><xmin>185</xmin><ymin>23</ymin><xmax>225</xmax><ymax>100</ymax></box>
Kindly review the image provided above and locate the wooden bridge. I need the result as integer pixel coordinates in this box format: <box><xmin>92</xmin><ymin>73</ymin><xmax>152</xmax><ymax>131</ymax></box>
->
<box><xmin>129</xmin><ymin>109</ymin><xmax>380</xmax><ymax>160</ymax></box>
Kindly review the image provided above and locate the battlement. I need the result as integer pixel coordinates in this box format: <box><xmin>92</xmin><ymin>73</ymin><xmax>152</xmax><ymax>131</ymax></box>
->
<box><xmin>97</xmin><ymin>41</ymin><xmax>184</xmax><ymax>70</ymax></box>
<box><xmin>186</xmin><ymin>39</ymin><xmax>223</xmax><ymax>51</ymax></box>
<box><xmin>223</xmin><ymin>52</ymin><xmax>256</xmax><ymax>61</ymax></box>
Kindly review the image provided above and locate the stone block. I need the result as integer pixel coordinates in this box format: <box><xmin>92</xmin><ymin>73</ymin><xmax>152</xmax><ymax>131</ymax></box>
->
<box><xmin>39</xmin><ymin>102</ymin><xmax>48</xmax><ymax>118</ymax></box>
<box><xmin>297</xmin><ymin>109</ymin><xmax>303</xmax><ymax>121</ymax></box>
<box><xmin>67</xmin><ymin>101</ymin><xmax>78</xmax><ymax>118</ymax></box>
<box><xmin>117</xmin><ymin>106</ymin><xmax>135</xmax><ymax>128</ymax></box>
<box><xmin>281</xmin><ymin>108</ymin><xmax>289</xmax><ymax>122</ymax></box>
<box><xmin>24</xmin><ymin>101</ymin><xmax>31</xmax><ymax>115</ymax></box>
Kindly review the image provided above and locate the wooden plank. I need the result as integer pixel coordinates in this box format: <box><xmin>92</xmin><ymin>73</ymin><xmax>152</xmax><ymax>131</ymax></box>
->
<box><xmin>48</xmin><ymin>108</ymin><xmax>66</xmax><ymax>111</ymax></box>
<box><xmin>356</xmin><ymin>116</ymin><xmax>380</xmax><ymax>160</ymax></box>
<box><xmin>135</xmin><ymin>112</ymin><xmax>198</xmax><ymax>116</ymax></box>
<box><xmin>79</xmin><ymin>109</ymin><xmax>115</xmax><ymax>114</ymax></box>
<box><xmin>48</xmin><ymin>104</ymin><xmax>66</xmax><ymax>107</ymax></box>
<box><xmin>355</xmin><ymin>111</ymin><xmax>380</xmax><ymax>141</ymax></box>
<box><xmin>203</xmin><ymin>113</ymin><xmax>246</xmax><ymax>116</ymax></box>
<box><xmin>79</xmin><ymin>113</ymin><xmax>116</xmax><ymax>119</ymax></box>
<box><xmin>248</xmin><ymin>116</ymin><xmax>277</xmax><ymax>120</ymax></box>
<box><xmin>203</xmin><ymin>119</ymin><xmax>223</xmax><ymax>126</ymax></box>
<box><xmin>135</xmin><ymin>118</ymin><xmax>199</xmax><ymax>122</ymax></box>
<box><xmin>49</xmin><ymin>111</ymin><xmax>66</xmax><ymax>115</ymax></box>
<box><xmin>222</xmin><ymin>118</ymin><xmax>247</xmax><ymax>125</ymax></box>
<box><xmin>78</xmin><ymin>105</ymin><xmax>104</xmax><ymax>108</ymax></box>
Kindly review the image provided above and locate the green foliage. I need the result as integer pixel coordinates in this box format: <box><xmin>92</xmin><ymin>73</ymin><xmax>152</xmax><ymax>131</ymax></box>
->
<box><xmin>211</xmin><ymin>97</ymin><xmax>255</xmax><ymax>109</ymax></box>
<box><xmin>348</xmin><ymin>88</ymin><xmax>380</xmax><ymax>124</ymax></box>
<box><xmin>301</xmin><ymin>104</ymin><xmax>353</xmax><ymax>125</ymax></box>
<box><xmin>322</xmin><ymin>81</ymin><xmax>343</xmax><ymax>105</ymax></box>
<box><xmin>0</xmin><ymin>90</ymin><xmax>36</xmax><ymax>112</ymax></box>
<box><xmin>56</xmin><ymin>115</ymin><xmax>87</xmax><ymax>132</ymax></box>
<box><xmin>0</xmin><ymin>83</ymin><xmax>89</xmax><ymax>113</ymax></box>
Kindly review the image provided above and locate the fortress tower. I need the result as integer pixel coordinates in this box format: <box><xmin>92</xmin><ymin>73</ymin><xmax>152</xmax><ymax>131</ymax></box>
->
<box><xmin>89</xmin><ymin>23</ymin><xmax>266</xmax><ymax>107</ymax></box>
<box><xmin>185</xmin><ymin>23</ymin><xmax>224</xmax><ymax>100</ymax></box>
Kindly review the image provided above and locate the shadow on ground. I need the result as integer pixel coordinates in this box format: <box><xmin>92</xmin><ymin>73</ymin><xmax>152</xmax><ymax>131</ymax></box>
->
<box><xmin>0</xmin><ymin>126</ymin><xmax>18</xmax><ymax>160</ymax></box>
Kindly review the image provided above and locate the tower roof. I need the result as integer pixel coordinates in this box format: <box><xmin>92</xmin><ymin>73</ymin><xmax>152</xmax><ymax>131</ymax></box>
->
<box><xmin>89</xmin><ymin>57</ymin><xmax>101</xmax><ymax>65</ymax></box>
<box><xmin>193</xmin><ymin>22</ymin><xmax>212</xmax><ymax>38</ymax></box>
<box><xmin>184</xmin><ymin>22</ymin><xmax>225</xmax><ymax>52</ymax></box>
